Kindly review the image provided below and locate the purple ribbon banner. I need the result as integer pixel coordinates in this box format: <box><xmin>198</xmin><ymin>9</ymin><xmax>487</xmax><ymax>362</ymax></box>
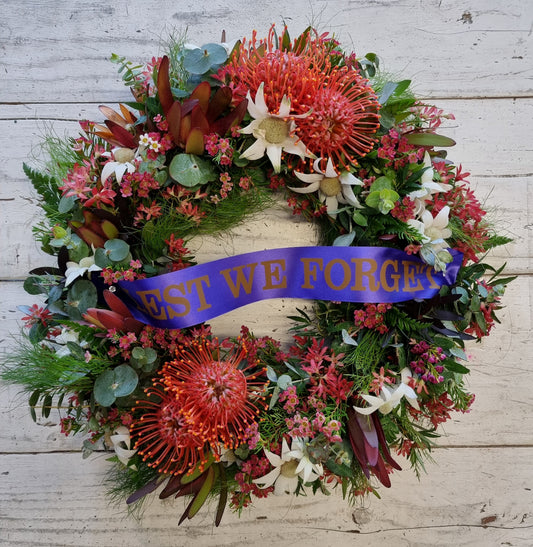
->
<box><xmin>118</xmin><ymin>246</ymin><xmax>462</xmax><ymax>329</ymax></box>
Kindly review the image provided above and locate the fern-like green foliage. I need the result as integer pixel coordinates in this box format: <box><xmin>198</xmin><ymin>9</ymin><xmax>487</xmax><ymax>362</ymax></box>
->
<box><xmin>344</xmin><ymin>331</ymin><xmax>386</xmax><ymax>392</ymax></box>
<box><xmin>386</xmin><ymin>306</ymin><xmax>432</xmax><ymax>336</ymax></box>
<box><xmin>1</xmin><ymin>337</ymin><xmax>109</xmax><ymax>395</ymax></box>
<box><xmin>23</xmin><ymin>162</ymin><xmax>61</xmax><ymax>213</ymax></box>
<box><xmin>140</xmin><ymin>187</ymin><xmax>275</xmax><ymax>262</ymax></box>
<box><xmin>485</xmin><ymin>234</ymin><xmax>513</xmax><ymax>250</ymax></box>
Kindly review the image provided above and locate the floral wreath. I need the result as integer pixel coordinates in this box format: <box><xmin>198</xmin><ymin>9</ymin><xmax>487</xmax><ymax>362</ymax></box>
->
<box><xmin>3</xmin><ymin>26</ymin><xmax>513</xmax><ymax>525</ymax></box>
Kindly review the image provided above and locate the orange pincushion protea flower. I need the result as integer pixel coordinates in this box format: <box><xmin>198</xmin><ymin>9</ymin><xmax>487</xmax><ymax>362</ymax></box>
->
<box><xmin>220</xmin><ymin>26</ymin><xmax>380</xmax><ymax>169</ymax></box>
<box><xmin>163</xmin><ymin>338</ymin><xmax>268</xmax><ymax>449</ymax></box>
<box><xmin>131</xmin><ymin>338</ymin><xmax>267</xmax><ymax>476</ymax></box>
<box><xmin>130</xmin><ymin>380</ymin><xmax>208</xmax><ymax>476</ymax></box>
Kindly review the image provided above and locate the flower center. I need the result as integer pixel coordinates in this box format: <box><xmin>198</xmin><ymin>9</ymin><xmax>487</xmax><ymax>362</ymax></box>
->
<box><xmin>258</xmin><ymin>117</ymin><xmax>289</xmax><ymax>144</ymax></box>
<box><xmin>113</xmin><ymin>147</ymin><xmax>135</xmax><ymax>163</ymax></box>
<box><xmin>320</xmin><ymin>177</ymin><xmax>342</xmax><ymax>197</ymax></box>
<box><xmin>280</xmin><ymin>459</ymin><xmax>299</xmax><ymax>478</ymax></box>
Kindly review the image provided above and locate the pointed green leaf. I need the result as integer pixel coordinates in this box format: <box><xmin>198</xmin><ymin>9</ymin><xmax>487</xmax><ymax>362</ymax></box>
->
<box><xmin>405</xmin><ymin>133</ymin><xmax>456</xmax><ymax>147</ymax></box>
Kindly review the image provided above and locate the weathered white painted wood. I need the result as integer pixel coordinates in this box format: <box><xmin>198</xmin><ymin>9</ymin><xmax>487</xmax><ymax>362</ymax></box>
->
<box><xmin>1</xmin><ymin>0</ymin><xmax>532</xmax><ymax>102</ymax></box>
<box><xmin>1</xmin><ymin>449</ymin><xmax>532</xmax><ymax>546</ymax></box>
<box><xmin>0</xmin><ymin>99</ymin><xmax>531</xmax><ymax>278</ymax></box>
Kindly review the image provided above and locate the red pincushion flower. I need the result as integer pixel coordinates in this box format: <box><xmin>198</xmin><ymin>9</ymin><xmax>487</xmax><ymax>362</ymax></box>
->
<box><xmin>130</xmin><ymin>380</ymin><xmax>208</xmax><ymax>476</ymax></box>
<box><xmin>131</xmin><ymin>338</ymin><xmax>267</xmax><ymax>476</ymax></box>
<box><xmin>219</xmin><ymin>26</ymin><xmax>380</xmax><ymax>169</ymax></box>
<box><xmin>163</xmin><ymin>338</ymin><xmax>268</xmax><ymax>450</ymax></box>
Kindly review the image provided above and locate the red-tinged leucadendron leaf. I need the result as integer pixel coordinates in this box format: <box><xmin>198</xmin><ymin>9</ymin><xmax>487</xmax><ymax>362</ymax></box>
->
<box><xmin>211</xmin><ymin>98</ymin><xmax>248</xmax><ymax>137</ymax></box>
<box><xmin>126</xmin><ymin>477</ymin><xmax>163</xmax><ymax>505</ymax></box>
<box><xmin>104</xmin><ymin>120</ymin><xmax>137</xmax><ymax>148</ymax></box>
<box><xmin>157</xmin><ymin>56</ymin><xmax>174</xmax><ymax>116</ymax></box>
<box><xmin>189</xmin><ymin>81</ymin><xmax>211</xmax><ymax>113</ymax></box>
<box><xmin>346</xmin><ymin>406</ymin><xmax>371</xmax><ymax>478</ymax></box>
<box><xmin>206</xmin><ymin>86</ymin><xmax>233</xmax><ymax>123</ymax></box>
<box><xmin>185</xmin><ymin>127</ymin><xmax>205</xmax><ymax>155</ymax></box>
<box><xmin>158</xmin><ymin>474</ymin><xmax>184</xmax><ymax>500</ymax></box>
<box><xmin>371</xmin><ymin>413</ymin><xmax>402</xmax><ymax>471</ymax></box>
<box><xmin>166</xmin><ymin>101</ymin><xmax>182</xmax><ymax>145</ymax></box>
<box><xmin>187</xmin><ymin>464</ymin><xmax>217</xmax><ymax>519</ymax></box>
<box><xmin>215</xmin><ymin>464</ymin><xmax>227</xmax><ymax>527</ymax></box>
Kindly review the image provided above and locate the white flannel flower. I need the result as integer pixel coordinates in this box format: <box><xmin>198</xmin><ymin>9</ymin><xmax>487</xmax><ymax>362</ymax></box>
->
<box><xmin>109</xmin><ymin>426</ymin><xmax>137</xmax><ymax>466</ymax></box>
<box><xmin>101</xmin><ymin>147</ymin><xmax>137</xmax><ymax>184</ymax></box>
<box><xmin>407</xmin><ymin>206</ymin><xmax>452</xmax><ymax>245</ymax></box>
<box><xmin>64</xmin><ymin>254</ymin><xmax>102</xmax><ymax>286</ymax></box>
<box><xmin>289</xmin><ymin>157</ymin><xmax>364</xmax><ymax>217</ymax></box>
<box><xmin>240</xmin><ymin>82</ymin><xmax>312</xmax><ymax>173</ymax></box>
<box><xmin>408</xmin><ymin>152</ymin><xmax>452</xmax><ymax>215</ymax></box>
<box><xmin>253</xmin><ymin>437</ymin><xmax>323</xmax><ymax>495</ymax></box>
<box><xmin>354</xmin><ymin>368</ymin><xmax>419</xmax><ymax>415</ymax></box>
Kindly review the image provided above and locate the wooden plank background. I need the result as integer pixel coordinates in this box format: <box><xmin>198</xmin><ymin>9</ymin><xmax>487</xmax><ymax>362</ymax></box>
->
<box><xmin>1</xmin><ymin>1</ymin><xmax>532</xmax><ymax>545</ymax></box>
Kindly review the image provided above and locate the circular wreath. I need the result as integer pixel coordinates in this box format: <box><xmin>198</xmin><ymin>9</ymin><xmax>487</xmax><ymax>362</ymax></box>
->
<box><xmin>3</xmin><ymin>26</ymin><xmax>512</xmax><ymax>524</ymax></box>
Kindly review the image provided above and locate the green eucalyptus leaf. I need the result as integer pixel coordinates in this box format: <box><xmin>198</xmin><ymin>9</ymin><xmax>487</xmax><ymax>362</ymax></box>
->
<box><xmin>277</xmin><ymin>374</ymin><xmax>292</xmax><ymax>390</ymax></box>
<box><xmin>94</xmin><ymin>247</ymin><xmax>112</xmax><ymax>268</ymax></box>
<box><xmin>183</xmin><ymin>43</ymin><xmax>228</xmax><ymax>74</ymax></box>
<box><xmin>23</xmin><ymin>277</ymin><xmax>44</xmax><ymax>295</ymax></box>
<box><xmin>67</xmin><ymin>279</ymin><xmax>98</xmax><ymax>315</ymax></box>
<box><xmin>58</xmin><ymin>194</ymin><xmax>76</xmax><ymax>213</ymax></box>
<box><xmin>144</xmin><ymin>347</ymin><xmax>158</xmax><ymax>364</ymax></box>
<box><xmin>68</xmin><ymin>240</ymin><xmax>89</xmax><ymax>263</ymax></box>
<box><xmin>104</xmin><ymin>239</ymin><xmax>130</xmax><ymax>262</ymax></box>
<box><xmin>333</xmin><ymin>232</ymin><xmax>356</xmax><ymax>247</ymax></box>
<box><xmin>266</xmin><ymin>366</ymin><xmax>278</xmax><ymax>383</ymax></box>
<box><xmin>112</xmin><ymin>365</ymin><xmax>139</xmax><ymax>397</ymax></box>
<box><xmin>169</xmin><ymin>154</ymin><xmax>216</xmax><ymax>187</ymax></box>
<box><xmin>405</xmin><ymin>133</ymin><xmax>456</xmax><ymax>147</ymax></box>
<box><xmin>94</xmin><ymin>370</ymin><xmax>117</xmax><ymax>406</ymax></box>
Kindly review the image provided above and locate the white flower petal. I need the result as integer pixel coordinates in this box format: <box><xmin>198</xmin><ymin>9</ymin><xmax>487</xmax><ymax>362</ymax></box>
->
<box><xmin>253</xmin><ymin>467</ymin><xmax>281</xmax><ymax>488</ymax></box>
<box><xmin>241</xmin><ymin>138</ymin><xmax>267</xmax><ymax>161</ymax></box>
<box><xmin>100</xmin><ymin>161</ymin><xmax>117</xmax><ymax>183</ymax></box>
<box><xmin>339</xmin><ymin>171</ymin><xmax>364</xmax><ymax>187</ymax></box>
<box><xmin>340</xmin><ymin>183</ymin><xmax>363</xmax><ymax>208</ymax></box>
<box><xmin>433</xmin><ymin>205</ymin><xmax>450</xmax><ymax>230</ymax></box>
<box><xmin>288</xmin><ymin>182</ymin><xmax>321</xmax><ymax>194</ymax></box>
<box><xmin>266</xmin><ymin>144</ymin><xmax>283</xmax><ymax>173</ymax></box>
<box><xmin>274</xmin><ymin>474</ymin><xmax>298</xmax><ymax>495</ymax></box>
<box><xmin>278</xmin><ymin>95</ymin><xmax>291</xmax><ymax>118</ymax></box>
<box><xmin>294</xmin><ymin>172</ymin><xmax>323</xmax><ymax>184</ymax></box>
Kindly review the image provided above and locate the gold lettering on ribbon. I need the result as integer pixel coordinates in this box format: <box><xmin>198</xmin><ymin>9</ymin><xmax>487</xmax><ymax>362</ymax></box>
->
<box><xmin>186</xmin><ymin>275</ymin><xmax>212</xmax><ymax>311</ymax></box>
<box><xmin>324</xmin><ymin>259</ymin><xmax>351</xmax><ymax>290</ymax></box>
<box><xmin>300</xmin><ymin>258</ymin><xmax>323</xmax><ymax>289</ymax></box>
<box><xmin>380</xmin><ymin>259</ymin><xmax>401</xmax><ymax>292</ymax></box>
<box><xmin>261</xmin><ymin>259</ymin><xmax>287</xmax><ymax>290</ymax></box>
<box><xmin>351</xmin><ymin>258</ymin><xmax>380</xmax><ymax>292</ymax></box>
<box><xmin>402</xmin><ymin>261</ymin><xmax>424</xmax><ymax>292</ymax></box>
<box><xmin>163</xmin><ymin>283</ymin><xmax>190</xmax><ymax>318</ymax></box>
<box><xmin>220</xmin><ymin>263</ymin><xmax>258</xmax><ymax>298</ymax></box>
<box><xmin>137</xmin><ymin>288</ymin><xmax>167</xmax><ymax>320</ymax></box>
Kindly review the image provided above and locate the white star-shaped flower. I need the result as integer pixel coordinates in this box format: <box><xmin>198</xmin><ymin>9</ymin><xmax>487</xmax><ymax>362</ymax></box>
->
<box><xmin>290</xmin><ymin>157</ymin><xmax>364</xmax><ymax>216</ymax></box>
<box><xmin>101</xmin><ymin>147</ymin><xmax>137</xmax><ymax>184</ymax></box>
<box><xmin>354</xmin><ymin>368</ymin><xmax>419</xmax><ymax>415</ymax></box>
<box><xmin>253</xmin><ymin>437</ymin><xmax>323</xmax><ymax>495</ymax></box>
<box><xmin>240</xmin><ymin>82</ymin><xmax>312</xmax><ymax>173</ymax></box>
